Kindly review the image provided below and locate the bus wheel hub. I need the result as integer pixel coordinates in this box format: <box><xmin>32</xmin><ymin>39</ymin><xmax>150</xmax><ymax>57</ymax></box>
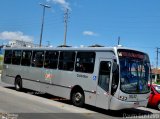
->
<box><xmin>75</xmin><ymin>92</ymin><xmax>82</xmax><ymax>101</ymax></box>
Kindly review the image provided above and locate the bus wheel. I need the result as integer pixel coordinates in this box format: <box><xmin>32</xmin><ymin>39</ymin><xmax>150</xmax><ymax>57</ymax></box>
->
<box><xmin>15</xmin><ymin>76</ymin><xmax>22</xmax><ymax>91</ymax></box>
<box><xmin>71</xmin><ymin>90</ymin><xmax>84</xmax><ymax>107</ymax></box>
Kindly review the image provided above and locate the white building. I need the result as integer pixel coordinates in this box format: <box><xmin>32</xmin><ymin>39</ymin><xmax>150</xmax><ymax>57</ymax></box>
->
<box><xmin>8</xmin><ymin>40</ymin><xmax>34</xmax><ymax>47</ymax></box>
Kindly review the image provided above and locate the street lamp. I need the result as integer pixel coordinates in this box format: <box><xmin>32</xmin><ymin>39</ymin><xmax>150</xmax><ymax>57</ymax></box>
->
<box><xmin>39</xmin><ymin>3</ymin><xmax>51</xmax><ymax>47</ymax></box>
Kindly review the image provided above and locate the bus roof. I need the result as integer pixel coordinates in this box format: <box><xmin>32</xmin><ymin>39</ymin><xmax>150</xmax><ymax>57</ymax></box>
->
<box><xmin>2</xmin><ymin>46</ymin><xmax>149</xmax><ymax>56</ymax></box>
<box><xmin>2</xmin><ymin>46</ymin><xmax>141</xmax><ymax>52</ymax></box>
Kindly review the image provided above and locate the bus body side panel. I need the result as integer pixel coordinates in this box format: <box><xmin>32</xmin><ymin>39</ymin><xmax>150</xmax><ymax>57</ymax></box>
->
<box><xmin>1</xmin><ymin>66</ymin><xmax>15</xmax><ymax>85</ymax></box>
<box><xmin>41</xmin><ymin>69</ymin><xmax>71</xmax><ymax>99</ymax></box>
<box><xmin>18</xmin><ymin>66</ymin><xmax>41</xmax><ymax>92</ymax></box>
<box><xmin>46</xmin><ymin>51</ymin><xmax>116</xmax><ymax>107</ymax></box>
<box><xmin>40</xmin><ymin>69</ymin><xmax>55</xmax><ymax>93</ymax></box>
<box><xmin>73</xmin><ymin>72</ymin><xmax>97</xmax><ymax>105</ymax></box>
<box><xmin>1</xmin><ymin>65</ymin><xmax>8</xmax><ymax>84</ymax></box>
<box><xmin>2</xmin><ymin>65</ymin><xmax>17</xmax><ymax>85</ymax></box>
<box><xmin>23</xmin><ymin>80</ymin><xmax>40</xmax><ymax>92</ymax></box>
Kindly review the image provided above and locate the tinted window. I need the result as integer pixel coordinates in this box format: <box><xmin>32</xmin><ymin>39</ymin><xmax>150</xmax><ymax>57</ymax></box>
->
<box><xmin>75</xmin><ymin>52</ymin><xmax>95</xmax><ymax>73</ymax></box>
<box><xmin>58</xmin><ymin>52</ymin><xmax>75</xmax><ymax>71</ymax></box>
<box><xmin>44</xmin><ymin>51</ymin><xmax>59</xmax><ymax>69</ymax></box>
<box><xmin>21</xmin><ymin>51</ymin><xmax>32</xmax><ymax>66</ymax></box>
<box><xmin>12</xmin><ymin>50</ymin><xmax>22</xmax><ymax>65</ymax></box>
<box><xmin>31</xmin><ymin>51</ymin><xmax>44</xmax><ymax>68</ymax></box>
<box><xmin>4</xmin><ymin>50</ymin><xmax>12</xmax><ymax>64</ymax></box>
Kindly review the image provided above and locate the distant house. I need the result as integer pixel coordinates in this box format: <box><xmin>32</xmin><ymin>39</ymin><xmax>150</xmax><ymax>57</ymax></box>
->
<box><xmin>151</xmin><ymin>68</ymin><xmax>160</xmax><ymax>82</ymax></box>
<box><xmin>8</xmin><ymin>40</ymin><xmax>34</xmax><ymax>47</ymax></box>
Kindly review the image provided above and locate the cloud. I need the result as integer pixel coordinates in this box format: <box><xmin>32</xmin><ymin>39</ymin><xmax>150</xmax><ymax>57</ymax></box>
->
<box><xmin>0</xmin><ymin>31</ymin><xmax>33</xmax><ymax>42</ymax></box>
<box><xmin>47</xmin><ymin>0</ymin><xmax>70</xmax><ymax>10</ymax></box>
<box><xmin>83</xmin><ymin>31</ymin><xmax>98</xmax><ymax>36</ymax></box>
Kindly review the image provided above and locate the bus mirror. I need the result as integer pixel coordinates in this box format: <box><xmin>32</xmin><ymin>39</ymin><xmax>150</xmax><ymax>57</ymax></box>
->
<box><xmin>112</xmin><ymin>62</ymin><xmax>117</xmax><ymax>72</ymax></box>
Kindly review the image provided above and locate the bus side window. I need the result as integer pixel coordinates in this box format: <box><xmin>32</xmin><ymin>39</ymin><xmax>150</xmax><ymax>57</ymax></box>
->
<box><xmin>12</xmin><ymin>50</ymin><xmax>22</xmax><ymax>65</ymax></box>
<box><xmin>31</xmin><ymin>51</ymin><xmax>44</xmax><ymax>68</ymax></box>
<box><xmin>58</xmin><ymin>52</ymin><xmax>75</xmax><ymax>71</ymax></box>
<box><xmin>44</xmin><ymin>51</ymin><xmax>59</xmax><ymax>69</ymax></box>
<box><xmin>4</xmin><ymin>50</ymin><xmax>12</xmax><ymax>64</ymax></box>
<box><xmin>75</xmin><ymin>52</ymin><xmax>95</xmax><ymax>73</ymax></box>
<box><xmin>21</xmin><ymin>51</ymin><xmax>32</xmax><ymax>66</ymax></box>
<box><xmin>98</xmin><ymin>61</ymin><xmax>111</xmax><ymax>92</ymax></box>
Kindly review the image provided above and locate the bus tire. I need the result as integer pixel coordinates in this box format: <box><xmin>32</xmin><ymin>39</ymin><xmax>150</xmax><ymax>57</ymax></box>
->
<box><xmin>71</xmin><ymin>90</ymin><xmax>85</xmax><ymax>107</ymax></box>
<box><xmin>15</xmin><ymin>76</ymin><xmax>22</xmax><ymax>91</ymax></box>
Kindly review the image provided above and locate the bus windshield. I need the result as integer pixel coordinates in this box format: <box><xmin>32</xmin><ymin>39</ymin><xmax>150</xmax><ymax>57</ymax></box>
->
<box><xmin>118</xmin><ymin>49</ymin><xmax>150</xmax><ymax>94</ymax></box>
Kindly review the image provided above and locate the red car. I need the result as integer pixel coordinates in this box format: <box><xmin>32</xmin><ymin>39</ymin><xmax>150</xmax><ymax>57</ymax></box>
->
<box><xmin>148</xmin><ymin>84</ymin><xmax>160</xmax><ymax>110</ymax></box>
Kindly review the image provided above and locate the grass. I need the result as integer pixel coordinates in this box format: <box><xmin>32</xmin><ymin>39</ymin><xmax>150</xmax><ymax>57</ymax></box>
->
<box><xmin>0</xmin><ymin>55</ymin><xmax>3</xmax><ymax>71</ymax></box>
<box><xmin>0</xmin><ymin>65</ymin><xmax>2</xmax><ymax>70</ymax></box>
<box><xmin>0</xmin><ymin>55</ymin><xmax>3</xmax><ymax>61</ymax></box>
<box><xmin>154</xmin><ymin>81</ymin><xmax>160</xmax><ymax>85</ymax></box>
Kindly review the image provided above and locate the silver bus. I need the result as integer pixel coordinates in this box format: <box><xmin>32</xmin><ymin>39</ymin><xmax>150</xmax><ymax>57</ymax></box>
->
<box><xmin>1</xmin><ymin>46</ymin><xmax>151</xmax><ymax>110</ymax></box>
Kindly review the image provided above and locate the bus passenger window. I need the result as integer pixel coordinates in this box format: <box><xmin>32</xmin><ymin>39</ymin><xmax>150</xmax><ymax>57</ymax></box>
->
<box><xmin>12</xmin><ymin>50</ymin><xmax>22</xmax><ymax>65</ymax></box>
<box><xmin>58</xmin><ymin>52</ymin><xmax>75</xmax><ymax>71</ymax></box>
<box><xmin>44</xmin><ymin>51</ymin><xmax>59</xmax><ymax>69</ymax></box>
<box><xmin>4</xmin><ymin>50</ymin><xmax>12</xmax><ymax>64</ymax></box>
<box><xmin>21</xmin><ymin>51</ymin><xmax>32</xmax><ymax>66</ymax></box>
<box><xmin>98</xmin><ymin>61</ymin><xmax>111</xmax><ymax>92</ymax></box>
<box><xmin>31</xmin><ymin>51</ymin><xmax>44</xmax><ymax>68</ymax></box>
<box><xmin>75</xmin><ymin>52</ymin><xmax>95</xmax><ymax>73</ymax></box>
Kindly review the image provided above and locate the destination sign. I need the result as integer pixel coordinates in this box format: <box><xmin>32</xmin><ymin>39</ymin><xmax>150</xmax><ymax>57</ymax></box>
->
<box><xmin>118</xmin><ymin>51</ymin><xmax>144</xmax><ymax>59</ymax></box>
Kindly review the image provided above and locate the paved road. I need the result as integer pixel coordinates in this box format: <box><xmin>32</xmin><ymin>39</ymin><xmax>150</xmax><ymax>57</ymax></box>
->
<box><xmin>0</xmin><ymin>81</ymin><xmax>159</xmax><ymax>119</ymax></box>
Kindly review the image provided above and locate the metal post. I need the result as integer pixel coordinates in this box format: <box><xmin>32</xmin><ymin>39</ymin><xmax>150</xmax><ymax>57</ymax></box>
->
<box><xmin>64</xmin><ymin>9</ymin><xmax>69</xmax><ymax>46</ymax></box>
<box><xmin>39</xmin><ymin>3</ymin><xmax>51</xmax><ymax>47</ymax></box>
<box><xmin>118</xmin><ymin>36</ymin><xmax>120</xmax><ymax>45</ymax></box>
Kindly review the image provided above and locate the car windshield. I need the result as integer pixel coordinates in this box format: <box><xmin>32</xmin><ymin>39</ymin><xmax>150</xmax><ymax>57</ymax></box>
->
<box><xmin>118</xmin><ymin>49</ymin><xmax>151</xmax><ymax>94</ymax></box>
<box><xmin>154</xmin><ymin>85</ymin><xmax>160</xmax><ymax>93</ymax></box>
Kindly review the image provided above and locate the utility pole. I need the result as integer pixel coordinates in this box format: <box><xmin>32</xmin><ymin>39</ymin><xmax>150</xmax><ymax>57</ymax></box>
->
<box><xmin>118</xmin><ymin>36</ymin><xmax>120</xmax><ymax>45</ymax></box>
<box><xmin>39</xmin><ymin>3</ymin><xmax>51</xmax><ymax>47</ymax></box>
<box><xmin>155</xmin><ymin>47</ymin><xmax>160</xmax><ymax>82</ymax></box>
<box><xmin>64</xmin><ymin>8</ymin><xmax>69</xmax><ymax>46</ymax></box>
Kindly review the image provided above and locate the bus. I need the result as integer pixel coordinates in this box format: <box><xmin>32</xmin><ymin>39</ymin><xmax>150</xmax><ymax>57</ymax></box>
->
<box><xmin>1</xmin><ymin>46</ymin><xmax>151</xmax><ymax>110</ymax></box>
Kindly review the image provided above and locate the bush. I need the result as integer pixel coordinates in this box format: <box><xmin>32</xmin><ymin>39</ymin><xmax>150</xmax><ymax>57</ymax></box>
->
<box><xmin>155</xmin><ymin>80</ymin><xmax>160</xmax><ymax>85</ymax></box>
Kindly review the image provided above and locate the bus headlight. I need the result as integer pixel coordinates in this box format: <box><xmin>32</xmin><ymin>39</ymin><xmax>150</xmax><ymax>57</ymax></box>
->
<box><xmin>119</xmin><ymin>96</ymin><xmax>127</xmax><ymax>101</ymax></box>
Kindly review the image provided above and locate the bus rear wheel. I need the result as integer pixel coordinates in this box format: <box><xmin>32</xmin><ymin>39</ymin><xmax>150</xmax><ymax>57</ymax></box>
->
<box><xmin>71</xmin><ymin>91</ymin><xmax>84</xmax><ymax>107</ymax></box>
<box><xmin>15</xmin><ymin>77</ymin><xmax>22</xmax><ymax>91</ymax></box>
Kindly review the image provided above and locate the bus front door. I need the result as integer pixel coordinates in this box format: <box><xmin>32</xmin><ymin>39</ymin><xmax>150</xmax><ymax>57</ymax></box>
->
<box><xmin>96</xmin><ymin>60</ymin><xmax>112</xmax><ymax>109</ymax></box>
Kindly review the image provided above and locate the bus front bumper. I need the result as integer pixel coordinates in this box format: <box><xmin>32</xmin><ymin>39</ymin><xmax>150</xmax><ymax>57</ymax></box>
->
<box><xmin>109</xmin><ymin>96</ymin><xmax>148</xmax><ymax>110</ymax></box>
